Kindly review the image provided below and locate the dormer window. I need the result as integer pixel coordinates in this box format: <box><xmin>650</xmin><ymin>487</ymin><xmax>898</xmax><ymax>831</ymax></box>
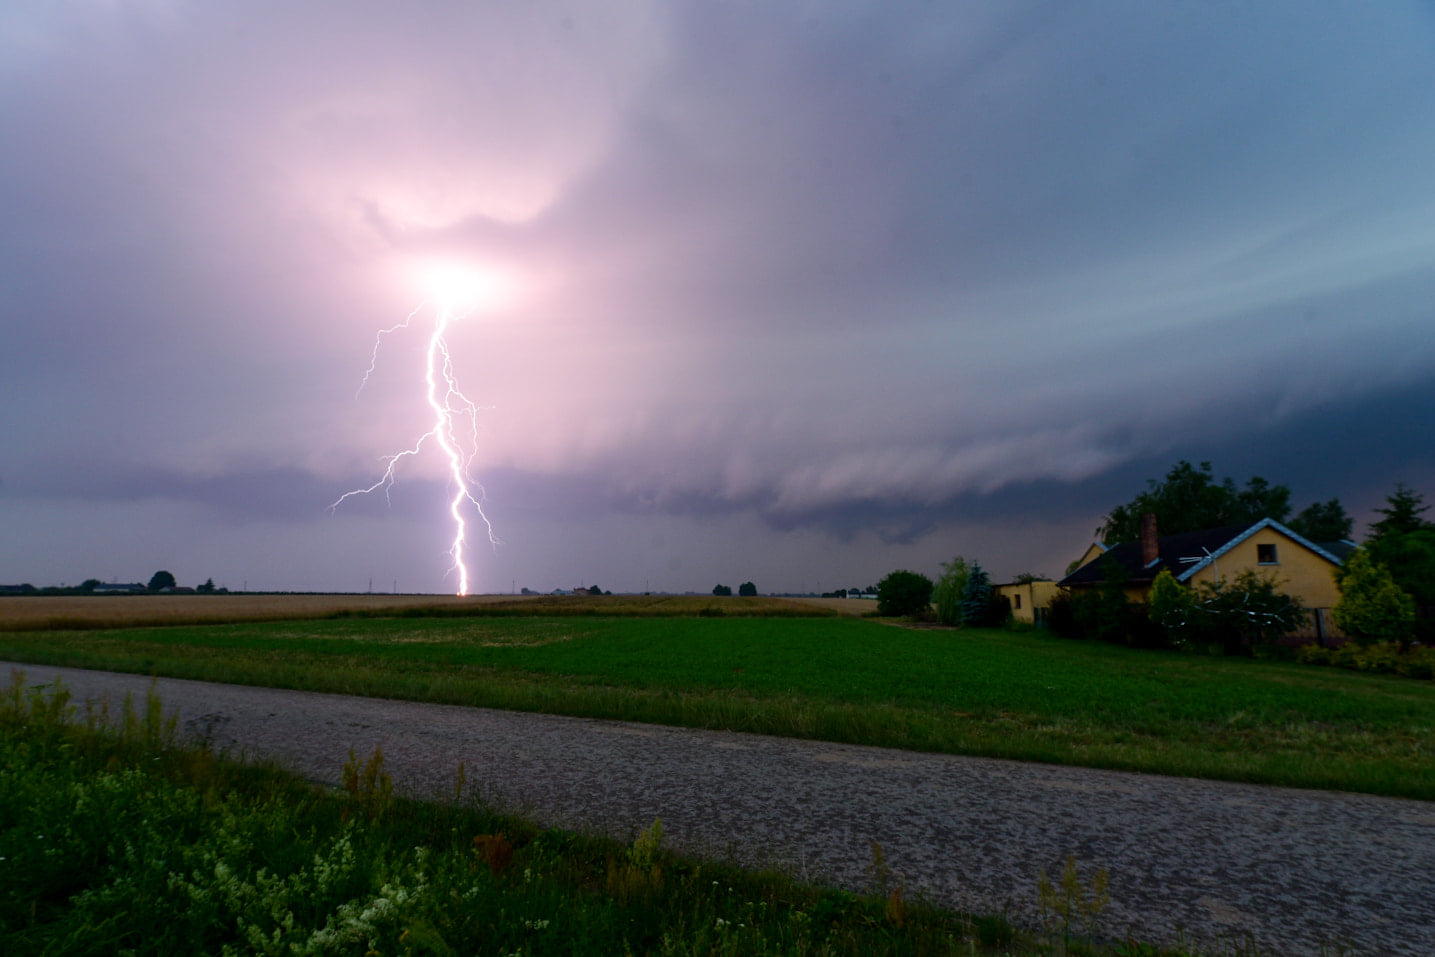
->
<box><xmin>1257</xmin><ymin>543</ymin><xmax>1278</xmax><ymax>565</ymax></box>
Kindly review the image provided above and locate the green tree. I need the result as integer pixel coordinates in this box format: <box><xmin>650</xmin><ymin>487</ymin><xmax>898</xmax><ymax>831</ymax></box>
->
<box><xmin>1100</xmin><ymin>461</ymin><xmax>1291</xmax><ymax>542</ymax></box>
<box><xmin>1368</xmin><ymin>483</ymin><xmax>1432</xmax><ymax>544</ymax></box>
<box><xmin>79</xmin><ymin>578</ymin><xmax>104</xmax><ymax>594</ymax></box>
<box><xmin>711</xmin><ymin>584</ymin><xmax>732</xmax><ymax>597</ymax></box>
<box><xmin>738</xmin><ymin>581</ymin><xmax>757</xmax><ymax>597</ymax></box>
<box><xmin>1287</xmin><ymin>498</ymin><xmax>1354</xmax><ymax>542</ymax></box>
<box><xmin>959</xmin><ymin>563</ymin><xmax>995</xmax><ymax>627</ymax></box>
<box><xmin>147</xmin><ymin>570</ymin><xmax>176</xmax><ymax>593</ymax></box>
<box><xmin>197</xmin><ymin>578</ymin><xmax>216</xmax><ymax>594</ymax></box>
<box><xmin>1234</xmin><ymin>477</ymin><xmax>1292</xmax><ymax>530</ymax></box>
<box><xmin>1333</xmin><ymin>550</ymin><xmax>1417</xmax><ymax>647</ymax></box>
<box><xmin>876</xmin><ymin>570</ymin><xmax>933</xmax><ymax>617</ymax></box>
<box><xmin>932</xmin><ymin>556</ymin><xmax>970</xmax><ymax>626</ymax></box>
<box><xmin>1365</xmin><ymin>528</ymin><xmax>1435</xmax><ymax>610</ymax></box>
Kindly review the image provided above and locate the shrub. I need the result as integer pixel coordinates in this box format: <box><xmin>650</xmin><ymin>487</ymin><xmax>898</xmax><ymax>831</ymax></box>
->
<box><xmin>876</xmin><ymin>570</ymin><xmax>934</xmax><ymax>617</ymax></box>
<box><xmin>1297</xmin><ymin>641</ymin><xmax>1435</xmax><ymax>680</ymax></box>
<box><xmin>1192</xmin><ymin>571</ymin><xmax>1306</xmax><ymax>656</ymax></box>
<box><xmin>1046</xmin><ymin>592</ymin><xmax>1080</xmax><ymax>639</ymax></box>
<box><xmin>1333</xmin><ymin>550</ymin><xmax>1418</xmax><ymax>648</ymax></box>
<box><xmin>1147</xmin><ymin>570</ymin><xmax>1197</xmax><ymax>645</ymax></box>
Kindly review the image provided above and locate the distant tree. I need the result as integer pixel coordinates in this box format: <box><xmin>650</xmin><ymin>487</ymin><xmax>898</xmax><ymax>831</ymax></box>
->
<box><xmin>79</xmin><ymin>578</ymin><xmax>103</xmax><ymax>594</ymax></box>
<box><xmin>1100</xmin><ymin>460</ymin><xmax>1291</xmax><ymax>542</ymax></box>
<box><xmin>959</xmin><ymin>563</ymin><xmax>996</xmax><ymax>627</ymax></box>
<box><xmin>712</xmin><ymin>584</ymin><xmax>733</xmax><ymax>597</ymax></box>
<box><xmin>1234</xmin><ymin>477</ymin><xmax>1292</xmax><ymax>531</ymax></box>
<box><xmin>587</xmin><ymin>585</ymin><xmax>604</xmax><ymax>596</ymax></box>
<box><xmin>876</xmin><ymin>570</ymin><xmax>933</xmax><ymax>617</ymax></box>
<box><xmin>738</xmin><ymin>581</ymin><xmax>757</xmax><ymax>597</ymax></box>
<box><xmin>932</xmin><ymin>556</ymin><xmax>970</xmax><ymax>626</ymax></box>
<box><xmin>1013</xmin><ymin>571</ymin><xmax>1047</xmax><ymax>584</ymax></box>
<box><xmin>197</xmin><ymin>578</ymin><xmax>216</xmax><ymax>594</ymax></box>
<box><xmin>147</xmin><ymin>570</ymin><xmax>176</xmax><ymax>593</ymax></box>
<box><xmin>1368</xmin><ymin>483</ymin><xmax>1432</xmax><ymax>544</ymax></box>
<box><xmin>1333</xmin><ymin>550</ymin><xmax>1417</xmax><ymax>648</ymax></box>
<box><xmin>1287</xmin><ymin>498</ymin><xmax>1354</xmax><ymax>542</ymax></box>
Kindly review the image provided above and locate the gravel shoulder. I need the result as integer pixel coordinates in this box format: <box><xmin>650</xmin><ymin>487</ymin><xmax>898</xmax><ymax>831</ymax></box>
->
<box><xmin>8</xmin><ymin>661</ymin><xmax>1434</xmax><ymax>956</ymax></box>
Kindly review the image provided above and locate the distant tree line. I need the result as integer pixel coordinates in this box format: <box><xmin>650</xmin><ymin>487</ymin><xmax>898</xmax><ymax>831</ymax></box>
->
<box><xmin>1098</xmin><ymin>460</ymin><xmax>1353</xmax><ymax>544</ymax></box>
<box><xmin>1</xmin><ymin>571</ymin><xmax>226</xmax><ymax>596</ymax></box>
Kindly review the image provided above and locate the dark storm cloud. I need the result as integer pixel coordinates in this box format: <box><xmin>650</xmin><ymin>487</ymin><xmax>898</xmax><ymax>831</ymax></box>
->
<box><xmin>4</xmin><ymin>2</ymin><xmax>1435</xmax><ymax>591</ymax></box>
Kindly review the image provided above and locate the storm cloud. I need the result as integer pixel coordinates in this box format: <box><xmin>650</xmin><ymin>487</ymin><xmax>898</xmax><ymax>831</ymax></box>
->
<box><xmin>4</xmin><ymin>2</ymin><xmax>1434</xmax><ymax>593</ymax></box>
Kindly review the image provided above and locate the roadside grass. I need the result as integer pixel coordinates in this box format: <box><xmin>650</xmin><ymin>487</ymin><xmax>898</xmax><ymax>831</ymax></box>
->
<box><xmin>3</xmin><ymin>616</ymin><xmax>1433</xmax><ymax>799</ymax></box>
<box><xmin>2</xmin><ymin>672</ymin><xmax>1216</xmax><ymax>957</ymax></box>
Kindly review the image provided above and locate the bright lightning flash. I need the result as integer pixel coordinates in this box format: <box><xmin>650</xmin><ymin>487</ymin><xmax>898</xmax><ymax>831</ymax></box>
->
<box><xmin>331</xmin><ymin>264</ymin><xmax>506</xmax><ymax>596</ymax></box>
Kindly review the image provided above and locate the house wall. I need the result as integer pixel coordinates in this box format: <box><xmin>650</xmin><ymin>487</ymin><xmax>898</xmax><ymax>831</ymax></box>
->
<box><xmin>996</xmin><ymin>581</ymin><xmax>1061</xmax><ymax>624</ymax></box>
<box><xmin>1073</xmin><ymin>543</ymin><xmax>1107</xmax><ymax>572</ymax></box>
<box><xmin>1184</xmin><ymin>530</ymin><xmax>1341</xmax><ymax>609</ymax></box>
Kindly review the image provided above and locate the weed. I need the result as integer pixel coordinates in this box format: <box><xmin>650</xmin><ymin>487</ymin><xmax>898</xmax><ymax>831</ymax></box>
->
<box><xmin>608</xmin><ymin>817</ymin><xmax>665</xmax><ymax>901</ymax></box>
<box><xmin>473</xmin><ymin>832</ymin><xmax>513</xmax><ymax>875</ymax></box>
<box><xmin>1038</xmin><ymin>854</ymin><xmax>1111</xmax><ymax>954</ymax></box>
<box><xmin>341</xmin><ymin>745</ymin><xmax>393</xmax><ymax>821</ymax></box>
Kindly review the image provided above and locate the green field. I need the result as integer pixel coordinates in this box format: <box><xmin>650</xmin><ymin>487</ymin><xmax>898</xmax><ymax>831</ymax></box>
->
<box><xmin>4</xmin><ymin>613</ymin><xmax>1434</xmax><ymax>799</ymax></box>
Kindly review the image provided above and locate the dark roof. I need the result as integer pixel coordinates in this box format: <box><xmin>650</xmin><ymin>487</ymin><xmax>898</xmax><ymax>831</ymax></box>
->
<box><xmin>1058</xmin><ymin>518</ymin><xmax>1348</xmax><ymax>588</ymax></box>
<box><xmin>1060</xmin><ymin>525</ymin><xmax>1249</xmax><ymax>587</ymax></box>
<box><xmin>1317</xmin><ymin>540</ymin><xmax>1360</xmax><ymax>563</ymax></box>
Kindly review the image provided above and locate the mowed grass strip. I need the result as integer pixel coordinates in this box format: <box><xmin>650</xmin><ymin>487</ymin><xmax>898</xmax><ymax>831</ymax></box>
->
<box><xmin>3</xmin><ymin>615</ymin><xmax>1433</xmax><ymax>799</ymax></box>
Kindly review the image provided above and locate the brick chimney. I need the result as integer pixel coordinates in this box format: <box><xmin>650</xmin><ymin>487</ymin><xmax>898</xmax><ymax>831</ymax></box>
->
<box><xmin>1141</xmin><ymin>513</ymin><xmax>1159</xmax><ymax>567</ymax></box>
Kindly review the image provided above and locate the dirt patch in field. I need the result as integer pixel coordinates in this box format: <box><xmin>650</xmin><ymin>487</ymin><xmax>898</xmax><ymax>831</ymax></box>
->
<box><xmin>784</xmin><ymin>597</ymin><xmax>879</xmax><ymax>616</ymax></box>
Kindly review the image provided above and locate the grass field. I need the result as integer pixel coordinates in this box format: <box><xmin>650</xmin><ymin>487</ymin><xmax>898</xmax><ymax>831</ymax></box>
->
<box><xmin>0</xmin><ymin>593</ymin><xmax>841</xmax><ymax>632</ymax></box>
<box><xmin>4</xmin><ymin>598</ymin><xmax>1433</xmax><ymax>800</ymax></box>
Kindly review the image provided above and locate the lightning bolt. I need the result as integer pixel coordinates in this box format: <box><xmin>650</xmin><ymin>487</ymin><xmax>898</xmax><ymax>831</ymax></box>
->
<box><xmin>331</xmin><ymin>297</ymin><xmax>499</xmax><ymax>596</ymax></box>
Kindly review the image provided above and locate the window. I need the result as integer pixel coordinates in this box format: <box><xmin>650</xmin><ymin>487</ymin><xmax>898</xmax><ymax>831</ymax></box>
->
<box><xmin>1014</xmin><ymin>593</ymin><xmax>1022</xmax><ymax>609</ymax></box>
<box><xmin>1257</xmin><ymin>543</ymin><xmax>1278</xmax><ymax>564</ymax></box>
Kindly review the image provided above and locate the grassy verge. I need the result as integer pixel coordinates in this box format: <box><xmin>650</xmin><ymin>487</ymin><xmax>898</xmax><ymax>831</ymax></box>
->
<box><xmin>3</xmin><ymin>672</ymin><xmax>1215</xmax><ymax>956</ymax></box>
<box><xmin>3</xmin><ymin>615</ymin><xmax>1434</xmax><ymax>799</ymax></box>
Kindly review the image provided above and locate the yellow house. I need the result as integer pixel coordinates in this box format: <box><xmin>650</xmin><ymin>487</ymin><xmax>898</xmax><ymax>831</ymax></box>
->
<box><xmin>996</xmin><ymin>580</ymin><xmax>1062</xmax><ymax>625</ymax></box>
<box><xmin>1058</xmin><ymin>518</ymin><xmax>1355</xmax><ymax>639</ymax></box>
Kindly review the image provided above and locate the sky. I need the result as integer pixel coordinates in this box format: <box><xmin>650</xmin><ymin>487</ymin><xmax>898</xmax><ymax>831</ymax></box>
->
<box><xmin>4</xmin><ymin>1</ymin><xmax>1435</xmax><ymax>595</ymax></box>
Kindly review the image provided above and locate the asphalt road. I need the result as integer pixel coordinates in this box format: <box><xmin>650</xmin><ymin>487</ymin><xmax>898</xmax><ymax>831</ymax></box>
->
<box><xmin>8</xmin><ymin>662</ymin><xmax>1434</xmax><ymax>955</ymax></box>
